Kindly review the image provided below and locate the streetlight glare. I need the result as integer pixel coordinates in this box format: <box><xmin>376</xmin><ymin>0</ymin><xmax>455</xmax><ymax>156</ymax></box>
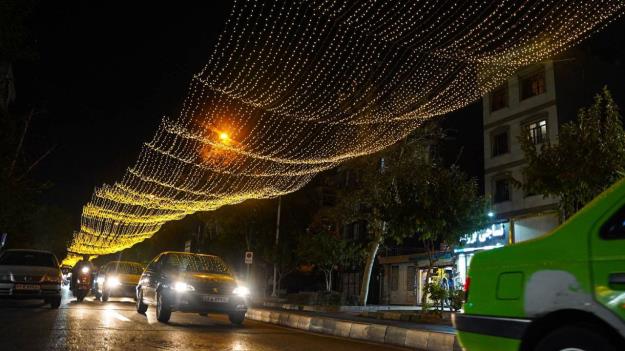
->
<box><xmin>219</xmin><ymin>131</ymin><xmax>230</xmax><ymax>143</ymax></box>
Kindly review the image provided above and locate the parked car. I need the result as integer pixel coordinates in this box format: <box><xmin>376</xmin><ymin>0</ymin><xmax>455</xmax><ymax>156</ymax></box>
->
<box><xmin>136</xmin><ymin>252</ymin><xmax>249</xmax><ymax>324</ymax></box>
<box><xmin>0</xmin><ymin>249</ymin><xmax>62</xmax><ymax>308</ymax></box>
<box><xmin>454</xmin><ymin>178</ymin><xmax>625</xmax><ymax>351</ymax></box>
<box><xmin>96</xmin><ymin>261</ymin><xmax>145</xmax><ymax>301</ymax></box>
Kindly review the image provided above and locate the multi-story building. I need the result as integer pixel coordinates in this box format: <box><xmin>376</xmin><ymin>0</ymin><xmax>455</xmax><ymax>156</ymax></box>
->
<box><xmin>483</xmin><ymin>61</ymin><xmax>562</xmax><ymax>243</ymax></box>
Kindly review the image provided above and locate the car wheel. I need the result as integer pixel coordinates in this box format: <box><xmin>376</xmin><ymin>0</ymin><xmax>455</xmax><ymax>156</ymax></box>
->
<box><xmin>49</xmin><ymin>296</ymin><xmax>62</xmax><ymax>309</ymax></box>
<box><xmin>136</xmin><ymin>288</ymin><xmax>148</xmax><ymax>314</ymax></box>
<box><xmin>228</xmin><ymin>311</ymin><xmax>245</xmax><ymax>326</ymax></box>
<box><xmin>102</xmin><ymin>290</ymin><xmax>109</xmax><ymax>302</ymax></box>
<box><xmin>156</xmin><ymin>291</ymin><xmax>171</xmax><ymax>323</ymax></box>
<box><xmin>535</xmin><ymin>325</ymin><xmax>617</xmax><ymax>351</ymax></box>
<box><xmin>76</xmin><ymin>291</ymin><xmax>86</xmax><ymax>302</ymax></box>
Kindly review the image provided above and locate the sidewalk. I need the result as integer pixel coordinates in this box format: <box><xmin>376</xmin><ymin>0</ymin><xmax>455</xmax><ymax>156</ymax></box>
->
<box><xmin>246</xmin><ymin>306</ymin><xmax>461</xmax><ymax>351</ymax></box>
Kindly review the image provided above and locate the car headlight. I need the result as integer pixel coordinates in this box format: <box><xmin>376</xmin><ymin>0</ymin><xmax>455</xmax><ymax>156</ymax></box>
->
<box><xmin>42</xmin><ymin>274</ymin><xmax>62</xmax><ymax>283</ymax></box>
<box><xmin>81</xmin><ymin>266</ymin><xmax>90</xmax><ymax>274</ymax></box>
<box><xmin>106</xmin><ymin>276</ymin><xmax>121</xmax><ymax>288</ymax></box>
<box><xmin>233</xmin><ymin>286</ymin><xmax>250</xmax><ymax>297</ymax></box>
<box><xmin>173</xmin><ymin>281</ymin><xmax>194</xmax><ymax>292</ymax></box>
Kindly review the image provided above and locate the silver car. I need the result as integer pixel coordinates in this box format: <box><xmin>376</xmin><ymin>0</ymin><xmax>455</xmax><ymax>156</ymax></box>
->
<box><xmin>0</xmin><ymin>249</ymin><xmax>63</xmax><ymax>308</ymax></box>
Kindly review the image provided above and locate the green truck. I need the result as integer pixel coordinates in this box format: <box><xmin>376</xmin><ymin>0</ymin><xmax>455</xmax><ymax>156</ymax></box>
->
<box><xmin>454</xmin><ymin>179</ymin><xmax>625</xmax><ymax>351</ymax></box>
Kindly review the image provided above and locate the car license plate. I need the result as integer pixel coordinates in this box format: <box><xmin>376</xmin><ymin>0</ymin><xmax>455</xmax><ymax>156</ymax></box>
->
<box><xmin>203</xmin><ymin>296</ymin><xmax>228</xmax><ymax>303</ymax></box>
<box><xmin>14</xmin><ymin>284</ymin><xmax>40</xmax><ymax>290</ymax></box>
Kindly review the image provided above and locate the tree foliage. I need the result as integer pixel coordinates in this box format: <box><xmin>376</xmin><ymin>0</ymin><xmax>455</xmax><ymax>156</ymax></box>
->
<box><xmin>333</xmin><ymin>123</ymin><xmax>488</xmax><ymax>305</ymax></box>
<box><xmin>330</xmin><ymin>125</ymin><xmax>441</xmax><ymax>305</ymax></box>
<box><xmin>297</xmin><ymin>229</ymin><xmax>362</xmax><ymax>292</ymax></box>
<box><xmin>396</xmin><ymin>162</ymin><xmax>488</xmax><ymax>305</ymax></box>
<box><xmin>519</xmin><ymin>87</ymin><xmax>625</xmax><ymax>219</ymax></box>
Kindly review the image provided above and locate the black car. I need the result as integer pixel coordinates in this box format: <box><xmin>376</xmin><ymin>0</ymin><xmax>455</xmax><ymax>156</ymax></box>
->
<box><xmin>136</xmin><ymin>252</ymin><xmax>249</xmax><ymax>324</ymax></box>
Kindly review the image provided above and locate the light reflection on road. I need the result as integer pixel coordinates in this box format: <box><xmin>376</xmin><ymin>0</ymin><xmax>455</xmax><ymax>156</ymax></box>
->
<box><xmin>2</xmin><ymin>286</ymin><xmax>409</xmax><ymax>351</ymax></box>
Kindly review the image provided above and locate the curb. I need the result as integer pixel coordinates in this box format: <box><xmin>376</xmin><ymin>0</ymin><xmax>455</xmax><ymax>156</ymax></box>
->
<box><xmin>262</xmin><ymin>301</ymin><xmax>424</xmax><ymax>313</ymax></box>
<box><xmin>246</xmin><ymin>308</ymin><xmax>462</xmax><ymax>351</ymax></box>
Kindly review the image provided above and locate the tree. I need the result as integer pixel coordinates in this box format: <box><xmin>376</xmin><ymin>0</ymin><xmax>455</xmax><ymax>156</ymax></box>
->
<box><xmin>297</xmin><ymin>229</ymin><xmax>362</xmax><ymax>292</ymax></box>
<box><xmin>196</xmin><ymin>196</ymin><xmax>310</xmax><ymax>295</ymax></box>
<box><xmin>196</xmin><ymin>199</ymin><xmax>276</xmax><ymax>272</ymax></box>
<box><xmin>332</xmin><ymin>125</ymin><xmax>441</xmax><ymax>305</ymax></box>
<box><xmin>519</xmin><ymin>87</ymin><xmax>625</xmax><ymax>219</ymax></box>
<box><xmin>396</xmin><ymin>163</ymin><xmax>489</xmax><ymax>305</ymax></box>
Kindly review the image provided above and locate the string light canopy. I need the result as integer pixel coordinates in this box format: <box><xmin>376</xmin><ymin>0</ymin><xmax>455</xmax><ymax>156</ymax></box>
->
<box><xmin>63</xmin><ymin>0</ymin><xmax>624</xmax><ymax>265</ymax></box>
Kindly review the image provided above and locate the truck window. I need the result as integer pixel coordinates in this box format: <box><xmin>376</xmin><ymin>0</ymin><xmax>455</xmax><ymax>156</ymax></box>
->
<box><xmin>600</xmin><ymin>204</ymin><xmax>625</xmax><ymax>240</ymax></box>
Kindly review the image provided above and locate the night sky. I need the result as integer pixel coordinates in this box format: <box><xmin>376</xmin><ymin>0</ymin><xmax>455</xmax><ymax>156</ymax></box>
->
<box><xmin>16</xmin><ymin>2</ymin><xmax>231</xmax><ymax>225</ymax></box>
<box><xmin>12</xmin><ymin>2</ymin><xmax>625</xmax><ymax>233</ymax></box>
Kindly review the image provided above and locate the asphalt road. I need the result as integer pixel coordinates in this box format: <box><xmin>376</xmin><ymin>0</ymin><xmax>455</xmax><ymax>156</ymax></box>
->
<box><xmin>0</xmin><ymin>287</ymin><xmax>410</xmax><ymax>351</ymax></box>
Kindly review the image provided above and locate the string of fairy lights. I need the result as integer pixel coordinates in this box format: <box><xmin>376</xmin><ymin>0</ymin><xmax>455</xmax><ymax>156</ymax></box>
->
<box><xmin>63</xmin><ymin>0</ymin><xmax>625</xmax><ymax>265</ymax></box>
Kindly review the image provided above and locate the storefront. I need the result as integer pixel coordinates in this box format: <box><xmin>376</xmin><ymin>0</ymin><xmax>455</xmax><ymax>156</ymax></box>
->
<box><xmin>454</xmin><ymin>222</ymin><xmax>510</xmax><ymax>288</ymax></box>
<box><xmin>379</xmin><ymin>251</ymin><xmax>455</xmax><ymax>305</ymax></box>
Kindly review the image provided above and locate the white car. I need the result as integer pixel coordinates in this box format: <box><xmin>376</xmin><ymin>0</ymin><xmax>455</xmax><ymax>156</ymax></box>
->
<box><xmin>0</xmin><ymin>249</ymin><xmax>63</xmax><ymax>308</ymax></box>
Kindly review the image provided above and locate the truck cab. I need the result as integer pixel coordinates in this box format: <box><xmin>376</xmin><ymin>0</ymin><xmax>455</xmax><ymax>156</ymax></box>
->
<box><xmin>454</xmin><ymin>178</ymin><xmax>625</xmax><ymax>351</ymax></box>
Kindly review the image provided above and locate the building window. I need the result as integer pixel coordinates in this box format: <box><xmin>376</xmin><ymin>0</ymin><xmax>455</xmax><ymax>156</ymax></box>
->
<box><xmin>494</xmin><ymin>178</ymin><xmax>511</xmax><ymax>203</ymax></box>
<box><xmin>406</xmin><ymin>266</ymin><xmax>416</xmax><ymax>292</ymax></box>
<box><xmin>520</xmin><ymin>69</ymin><xmax>546</xmax><ymax>100</ymax></box>
<box><xmin>490</xmin><ymin>85</ymin><xmax>508</xmax><ymax>112</ymax></box>
<box><xmin>491</xmin><ymin>130</ymin><xmax>509</xmax><ymax>157</ymax></box>
<box><xmin>527</xmin><ymin>119</ymin><xmax>548</xmax><ymax>145</ymax></box>
<box><xmin>391</xmin><ymin>265</ymin><xmax>399</xmax><ymax>291</ymax></box>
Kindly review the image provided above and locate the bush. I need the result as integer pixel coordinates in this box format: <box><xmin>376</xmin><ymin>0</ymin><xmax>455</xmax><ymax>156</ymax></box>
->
<box><xmin>449</xmin><ymin>288</ymin><xmax>465</xmax><ymax>312</ymax></box>
<box><xmin>427</xmin><ymin>282</ymin><xmax>448</xmax><ymax>311</ymax></box>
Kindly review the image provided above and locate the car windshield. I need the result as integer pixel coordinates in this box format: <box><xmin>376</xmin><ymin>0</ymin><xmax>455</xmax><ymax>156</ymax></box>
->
<box><xmin>164</xmin><ymin>254</ymin><xmax>230</xmax><ymax>275</ymax></box>
<box><xmin>0</xmin><ymin>251</ymin><xmax>57</xmax><ymax>267</ymax></box>
<box><xmin>108</xmin><ymin>262</ymin><xmax>144</xmax><ymax>275</ymax></box>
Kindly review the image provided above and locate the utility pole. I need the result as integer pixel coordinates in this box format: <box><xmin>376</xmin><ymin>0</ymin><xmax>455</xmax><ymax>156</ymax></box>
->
<box><xmin>272</xmin><ymin>196</ymin><xmax>282</xmax><ymax>297</ymax></box>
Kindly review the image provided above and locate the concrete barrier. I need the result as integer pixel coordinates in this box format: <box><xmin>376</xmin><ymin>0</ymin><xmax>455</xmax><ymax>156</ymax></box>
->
<box><xmin>246</xmin><ymin>308</ymin><xmax>461</xmax><ymax>351</ymax></box>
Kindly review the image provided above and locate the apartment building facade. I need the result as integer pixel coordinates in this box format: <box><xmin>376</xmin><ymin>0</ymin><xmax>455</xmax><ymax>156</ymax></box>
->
<box><xmin>483</xmin><ymin>61</ymin><xmax>561</xmax><ymax>243</ymax></box>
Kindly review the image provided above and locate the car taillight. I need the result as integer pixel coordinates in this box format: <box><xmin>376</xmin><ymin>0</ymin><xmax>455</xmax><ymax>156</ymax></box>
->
<box><xmin>464</xmin><ymin>276</ymin><xmax>471</xmax><ymax>299</ymax></box>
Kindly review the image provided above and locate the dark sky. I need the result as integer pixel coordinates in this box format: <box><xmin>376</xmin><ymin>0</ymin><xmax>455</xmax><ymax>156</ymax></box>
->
<box><xmin>12</xmin><ymin>2</ymin><xmax>625</xmax><ymax>232</ymax></box>
<box><xmin>16</xmin><ymin>2</ymin><xmax>231</xmax><ymax>224</ymax></box>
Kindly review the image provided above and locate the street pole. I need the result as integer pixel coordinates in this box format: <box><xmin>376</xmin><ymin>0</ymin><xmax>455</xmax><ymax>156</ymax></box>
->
<box><xmin>272</xmin><ymin>196</ymin><xmax>282</xmax><ymax>297</ymax></box>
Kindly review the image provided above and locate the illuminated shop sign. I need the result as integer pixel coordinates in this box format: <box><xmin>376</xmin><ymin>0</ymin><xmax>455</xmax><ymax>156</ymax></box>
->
<box><xmin>456</xmin><ymin>223</ymin><xmax>509</xmax><ymax>253</ymax></box>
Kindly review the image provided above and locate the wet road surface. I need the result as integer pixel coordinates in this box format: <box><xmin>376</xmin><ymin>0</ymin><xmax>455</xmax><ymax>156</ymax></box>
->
<box><xmin>0</xmin><ymin>287</ymin><xmax>409</xmax><ymax>351</ymax></box>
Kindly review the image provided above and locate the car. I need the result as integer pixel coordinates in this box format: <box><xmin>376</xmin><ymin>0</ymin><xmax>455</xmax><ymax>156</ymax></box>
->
<box><xmin>0</xmin><ymin>249</ymin><xmax>62</xmax><ymax>308</ymax></box>
<box><xmin>96</xmin><ymin>261</ymin><xmax>145</xmax><ymax>301</ymax></box>
<box><xmin>454</xmin><ymin>178</ymin><xmax>625</xmax><ymax>351</ymax></box>
<box><xmin>136</xmin><ymin>252</ymin><xmax>249</xmax><ymax>324</ymax></box>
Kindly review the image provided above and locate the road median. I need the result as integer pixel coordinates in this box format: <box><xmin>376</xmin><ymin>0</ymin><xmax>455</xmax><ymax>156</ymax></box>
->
<box><xmin>246</xmin><ymin>308</ymin><xmax>461</xmax><ymax>351</ymax></box>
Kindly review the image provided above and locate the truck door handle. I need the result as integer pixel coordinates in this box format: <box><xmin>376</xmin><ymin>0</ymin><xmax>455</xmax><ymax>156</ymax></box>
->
<box><xmin>609</xmin><ymin>273</ymin><xmax>625</xmax><ymax>289</ymax></box>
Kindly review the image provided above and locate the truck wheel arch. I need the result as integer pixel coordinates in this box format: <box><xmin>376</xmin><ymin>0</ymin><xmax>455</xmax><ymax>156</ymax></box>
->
<box><xmin>519</xmin><ymin>309</ymin><xmax>624</xmax><ymax>351</ymax></box>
